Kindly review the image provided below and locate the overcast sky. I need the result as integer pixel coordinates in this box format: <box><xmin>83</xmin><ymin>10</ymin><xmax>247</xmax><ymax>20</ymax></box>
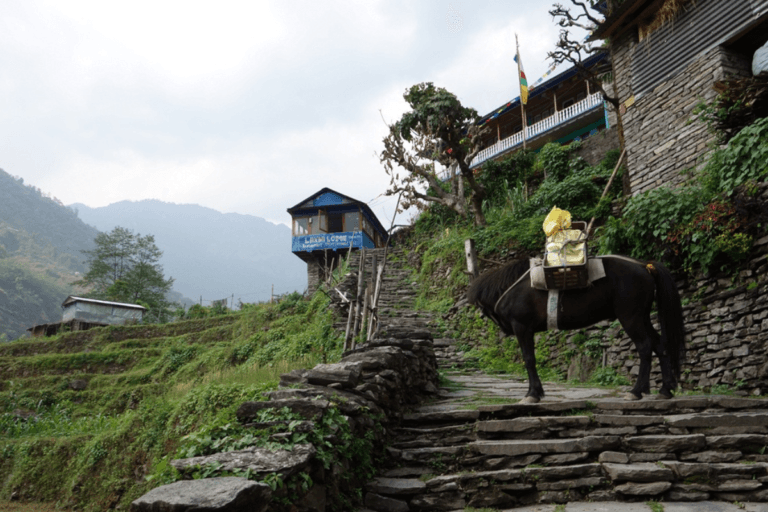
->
<box><xmin>1</xmin><ymin>1</ymin><xmax>588</xmax><ymax>228</ymax></box>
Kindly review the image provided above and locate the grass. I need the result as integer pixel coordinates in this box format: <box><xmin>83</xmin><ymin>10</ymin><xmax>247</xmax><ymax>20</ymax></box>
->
<box><xmin>0</xmin><ymin>293</ymin><xmax>343</xmax><ymax>511</ymax></box>
<box><xmin>0</xmin><ymin>503</ymin><xmax>62</xmax><ymax>512</ymax></box>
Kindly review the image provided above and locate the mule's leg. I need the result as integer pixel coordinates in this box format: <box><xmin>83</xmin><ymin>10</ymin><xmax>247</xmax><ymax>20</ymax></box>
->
<box><xmin>621</xmin><ymin>319</ymin><xmax>654</xmax><ymax>400</ymax></box>
<box><xmin>647</xmin><ymin>317</ymin><xmax>677</xmax><ymax>398</ymax></box>
<box><xmin>514</xmin><ymin>323</ymin><xmax>545</xmax><ymax>403</ymax></box>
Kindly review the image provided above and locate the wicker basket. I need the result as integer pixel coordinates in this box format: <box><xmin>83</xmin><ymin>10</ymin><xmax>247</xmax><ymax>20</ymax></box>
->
<box><xmin>543</xmin><ymin>221</ymin><xmax>589</xmax><ymax>289</ymax></box>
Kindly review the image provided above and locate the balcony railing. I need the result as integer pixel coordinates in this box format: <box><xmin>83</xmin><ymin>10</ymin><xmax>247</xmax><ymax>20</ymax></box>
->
<box><xmin>469</xmin><ymin>92</ymin><xmax>604</xmax><ymax>169</ymax></box>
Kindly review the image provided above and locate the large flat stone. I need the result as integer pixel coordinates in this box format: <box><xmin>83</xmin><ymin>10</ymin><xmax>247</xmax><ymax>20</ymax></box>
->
<box><xmin>602</xmin><ymin>462</ymin><xmax>674</xmax><ymax>482</ymax></box>
<box><xmin>471</xmin><ymin>437</ymin><xmax>620</xmax><ymax>457</ymax></box>
<box><xmin>625</xmin><ymin>434</ymin><xmax>706</xmax><ymax>452</ymax></box>
<box><xmin>706</xmin><ymin>434</ymin><xmax>768</xmax><ymax>449</ymax></box>
<box><xmin>593</xmin><ymin>414</ymin><xmax>664</xmax><ymax>427</ymax></box>
<box><xmin>306</xmin><ymin>361</ymin><xmax>363</xmax><ymax>387</ymax></box>
<box><xmin>236</xmin><ymin>399</ymin><xmax>329</xmax><ymax>423</ymax></box>
<box><xmin>366</xmin><ymin>477</ymin><xmax>426</xmax><ymax>495</ymax></box>
<box><xmin>130</xmin><ymin>477</ymin><xmax>271</xmax><ymax>512</ymax></box>
<box><xmin>665</xmin><ymin>412</ymin><xmax>768</xmax><ymax>428</ymax></box>
<box><xmin>477</xmin><ymin>416</ymin><xmax>590</xmax><ymax>433</ymax></box>
<box><xmin>614</xmin><ymin>481</ymin><xmax>672</xmax><ymax>496</ymax></box>
<box><xmin>171</xmin><ymin>444</ymin><xmax>315</xmax><ymax>477</ymax></box>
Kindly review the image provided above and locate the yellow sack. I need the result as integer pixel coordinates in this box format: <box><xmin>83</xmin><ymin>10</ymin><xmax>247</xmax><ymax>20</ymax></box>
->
<box><xmin>545</xmin><ymin>229</ymin><xmax>586</xmax><ymax>266</ymax></box>
<box><xmin>542</xmin><ymin>207</ymin><xmax>571</xmax><ymax>237</ymax></box>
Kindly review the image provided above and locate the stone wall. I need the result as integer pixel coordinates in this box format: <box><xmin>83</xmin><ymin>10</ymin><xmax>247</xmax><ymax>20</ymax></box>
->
<box><xmin>537</xmin><ymin>185</ymin><xmax>768</xmax><ymax>395</ymax></box>
<box><xmin>611</xmin><ymin>32</ymin><xmax>752</xmax><ymax>196</ymax></box>
<box><xmin>132</xmin><ymin>335</ymin><xmax>439</xmax><ymax>512</ymax></box>
<box><xmin>573</xmin><ymin>126</ymin><xmax>620</xmax><ymax>166</ymax></box>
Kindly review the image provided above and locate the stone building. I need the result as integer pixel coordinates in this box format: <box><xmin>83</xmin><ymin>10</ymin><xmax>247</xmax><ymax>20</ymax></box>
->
<box><xmin>593</xmin><ymin>0</ymin><xmax>768</xmax><ymax>195</ymax></box>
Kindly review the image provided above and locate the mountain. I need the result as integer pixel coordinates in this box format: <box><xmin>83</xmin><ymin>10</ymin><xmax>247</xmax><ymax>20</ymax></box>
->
<box><xmin>71</xmin><ymin>200</ymin><xmax>307</xmax><ymax>305</ymax></box>
<box><xmin>0</xmin><ymin>169</ymin><xmax>102</xmax><ymax>340</ymax></box>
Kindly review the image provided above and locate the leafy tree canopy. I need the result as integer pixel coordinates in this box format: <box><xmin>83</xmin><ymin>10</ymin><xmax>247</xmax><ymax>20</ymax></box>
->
<box><xmin>77</xmin><ymin>227</ymin><xmax>175</xmax><ymax>322</ymax></box>
<box><xmin>381</xmin><ymin>82</ymin><xmax>490</xmax><ymax>226</ymax></box>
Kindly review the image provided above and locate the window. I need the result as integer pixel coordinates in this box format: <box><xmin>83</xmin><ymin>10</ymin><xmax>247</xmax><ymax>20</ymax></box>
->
<box><xmin>293</xmin><ymin>217</ymin><xmax>309</xmax><ymax>236</ymax></box>
<box><xmin>344</xmin><ymin>211</ymin><xmax>360</xmax><ymax>232</ymax></box>
<box><xmin>562</xmin><ymin>98</ymin><xmax>575</xmax><ymax>109</ymax></box>
<box><xmin>327</xmin><ymin>212</ymin><xmax>343</xmax><ymax>233</ymax></box>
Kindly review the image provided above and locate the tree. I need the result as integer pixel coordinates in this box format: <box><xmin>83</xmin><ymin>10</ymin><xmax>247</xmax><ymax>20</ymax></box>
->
<box><xmin>548</xmin><ymin>1</ymin><xmax>619</xmax><ymax>108</ymax></box>
<box><xmin>78</xmin><ymin>227</ymin><xmax>175</xmax><ymax>321</ymax></box>
<box><xmin>380</xmin><ymin>82</ymin><xmax>491</xmax><ymax>227</ymax></box>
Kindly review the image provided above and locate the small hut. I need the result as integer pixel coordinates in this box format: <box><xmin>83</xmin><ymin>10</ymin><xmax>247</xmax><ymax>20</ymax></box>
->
<box><xmin>27</xmin><ymin>296</ymin><xmax>147</xmax><ymax>337</ymax></box>
<box><xmin>287</xmin><ymin>188</ymin><xmax>388</xmax><ymax>292</ymax></box>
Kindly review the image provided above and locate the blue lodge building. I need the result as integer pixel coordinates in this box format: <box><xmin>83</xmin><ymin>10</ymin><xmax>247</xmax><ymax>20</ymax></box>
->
<box><xmin>288</xmin><ymin>188</ymin><xmax>388</xmax><ymax>292</ymax></box>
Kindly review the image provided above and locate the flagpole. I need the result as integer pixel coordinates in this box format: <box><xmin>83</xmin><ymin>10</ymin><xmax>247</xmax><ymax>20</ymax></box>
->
<box><xmin>515</xmin><ymin>34</ymin><xmax>527</xmax><ymax>150</ymax></box>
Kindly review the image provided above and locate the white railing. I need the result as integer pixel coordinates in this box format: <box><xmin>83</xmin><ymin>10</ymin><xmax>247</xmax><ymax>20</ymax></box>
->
<box><xmin>470</xmin><ymin>92</ymin><xmax>604</xmax><ymax>168</ymax></box>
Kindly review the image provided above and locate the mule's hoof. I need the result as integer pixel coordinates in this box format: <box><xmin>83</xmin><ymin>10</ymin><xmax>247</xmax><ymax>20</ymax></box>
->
<box><xmin>657</xmin><ymin>392</ymin><xmax>673</xmax><ymax>400</ymax></box>
<box><xmin>521</xmin><ymin>396</ymin><xmax>540</xmax><ymax>404</ymax></box>
<box><xmin>623</xmin><ymin>392</ymin><xmax>641</xmax><ymax>401</ymax></box>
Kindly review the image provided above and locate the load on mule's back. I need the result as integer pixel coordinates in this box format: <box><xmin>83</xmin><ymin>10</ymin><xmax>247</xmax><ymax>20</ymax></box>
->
<box><xmin>467</xmin><ymin>207</ymin><xmax>686</xmax><ymax>404</ymax></box>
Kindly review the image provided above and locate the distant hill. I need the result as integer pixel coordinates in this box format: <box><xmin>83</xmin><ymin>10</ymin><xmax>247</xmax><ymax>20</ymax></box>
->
<box><xmin>71</xmin><ymin>200</ymin><xmax>307</xmax><ymax>306</ymax></box>
<box><xmin>0</xmin><ymin>169</ymin><xmax>102</xmax><ymax>340</ymax></box>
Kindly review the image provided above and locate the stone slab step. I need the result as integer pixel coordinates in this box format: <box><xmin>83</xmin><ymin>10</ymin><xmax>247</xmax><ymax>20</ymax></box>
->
<box><xmin>471</xmin><ymin>436</ymin><xmax>622</xmax><ymax>457</ymax></box>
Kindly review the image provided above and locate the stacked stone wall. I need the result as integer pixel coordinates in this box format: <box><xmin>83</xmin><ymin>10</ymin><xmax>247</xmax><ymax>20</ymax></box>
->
<box><xmin>611</xmin><ymin>32</ymin><xmax>752</xmax><ymax>196</ymax></box>
<box><xmin>573</xmin><ymin>125</ymin><xmax>620</xmax><ymax>166</ymax></box>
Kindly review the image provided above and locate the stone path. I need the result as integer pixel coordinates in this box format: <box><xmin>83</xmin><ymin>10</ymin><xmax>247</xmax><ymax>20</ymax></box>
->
<box><xmin>356</xmin><ymin>246</ymin><xmax>768</xmax><ymax>511</ymax></box>
<box><xmin>365</xmin><ymin>347</ymin><xmax>768</xmax><ymax>510</ymax></box>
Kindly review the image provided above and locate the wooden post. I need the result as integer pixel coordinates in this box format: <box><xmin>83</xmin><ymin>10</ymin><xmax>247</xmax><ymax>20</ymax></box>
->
<box><xmin>350</xmin><ymin>248</ymin><xmax>366</xmax><ymax>350</ymax></box>
<box><xmin>585</xmin><ymin>148</ymin><xmax>626</xmax><ymax>238</ymax></box>
<box><xmin>367</xmin><ymin>261</ymin><xmax>384</xmax><ymax>341</ymax></box>
<box><xmin>465</xmin><ymin>239</ymin><xmax>479</xmax><ymax>281</ymax></box>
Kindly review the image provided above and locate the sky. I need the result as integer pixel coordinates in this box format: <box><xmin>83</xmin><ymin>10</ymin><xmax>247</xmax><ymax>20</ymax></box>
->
<box><xmin>1</xmin><ymin>0</ymin><xmax>588</xmax><ymax>229</ymax></box>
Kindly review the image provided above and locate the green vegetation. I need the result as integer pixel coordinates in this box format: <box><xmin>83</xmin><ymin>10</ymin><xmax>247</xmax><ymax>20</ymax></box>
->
<box><xmin>404</xmin><ymin>142</ymin><xmax>624</xmax><ymax>379</ymax></box>
<box><xmin>599</xmin><ymin>117</ymin><xmax>768</xmax><ymax>275</ymax></box>
<box><xmin>0</xmin><ymin>292</ymin><xmax>349</xmax><ymax>511</ymax></box>
<box><xmin>399</xmin><ymin>91</ymin><xmax>767</xmax><ymax>384</ymax></box>
<box><xmin>77</xmin><ymin>227</ymin><xmax>175</xmax><ymax>322</ymax></box>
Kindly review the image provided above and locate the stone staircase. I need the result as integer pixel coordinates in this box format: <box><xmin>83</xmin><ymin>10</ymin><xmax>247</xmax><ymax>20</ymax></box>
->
<box><xmin>363</xmin><ymin>343</ymin><xmax>768</xmax><ymax>510</ymax></box>
<box><xmin>331</xmin><ymin>247</ymin><xmax>435</xmax><ymax>339</ymax></box>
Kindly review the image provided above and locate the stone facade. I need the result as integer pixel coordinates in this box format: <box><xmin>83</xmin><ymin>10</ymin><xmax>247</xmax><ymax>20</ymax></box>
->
<box><xmin>611</xmin><ymin>34</ymin><xmax>752</xmax><ymax>195</ymax></box>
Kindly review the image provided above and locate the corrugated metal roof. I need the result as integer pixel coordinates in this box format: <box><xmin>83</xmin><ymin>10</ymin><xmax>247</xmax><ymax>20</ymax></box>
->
<box><xmin>61</xmin><ymin>296</ymin><xmax>147</xmax><ymax>310</ymax></box>
<box><xmin>631</xmin><ymin>0</ymin><xmax>759</xmax><ymax>97</ymax></box>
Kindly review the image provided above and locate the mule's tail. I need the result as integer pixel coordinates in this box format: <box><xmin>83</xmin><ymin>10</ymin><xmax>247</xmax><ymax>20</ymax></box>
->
<box><xmin>651</xmin><ymin>261</ymin><xmax>686</xmax><ymax>379</ymax></box>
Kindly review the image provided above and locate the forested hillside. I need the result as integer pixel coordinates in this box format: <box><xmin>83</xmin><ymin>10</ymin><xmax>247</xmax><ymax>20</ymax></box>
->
<box><xmin>0</xmin><ymin>170</ymin><xmax>101</xmax><ymax>340</ymax></box>
<box><xmin>72</xmin><ymin>200</ymin><xmax>306</xmax><ymax>304</ymax></box>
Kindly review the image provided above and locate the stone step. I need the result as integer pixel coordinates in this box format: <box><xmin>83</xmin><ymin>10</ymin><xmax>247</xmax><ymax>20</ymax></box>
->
<box><xmin>364</xmin><ymin>462</ymin><xmax>768</xmax><ymax>511</ymax></box>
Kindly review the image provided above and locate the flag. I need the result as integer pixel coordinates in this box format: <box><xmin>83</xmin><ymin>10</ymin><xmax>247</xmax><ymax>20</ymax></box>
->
<box><xmin>514</xmin><ymin>52</ymin><xmax>528</xmax><ymax>105</ymax></box>
<box><xmin>514</xmin><ymin>34</ymin><xmax>528</xmax><ymax>105</ymax></box>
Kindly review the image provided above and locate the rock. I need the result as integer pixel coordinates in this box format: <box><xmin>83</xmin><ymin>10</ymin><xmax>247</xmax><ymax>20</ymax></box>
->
<box><xmin>471</xmin><ymin>437</ymin><xmax>620</xmax><ymax>457</ymax></box>
<box><xmin>69</xmin><ymin>379</ymin><xmax>88</xmax><ymax>390</ymax></box>
<box><xmin>236</xmin><ymin>399</ymin><xmax>329</xmax><ymax>423</ymax></box>
<box><xmin>409</xmin><ymin>491</ymin><xmax>466</xmax><ymax>511</ymax></box>
<box><xmin>679</xmin><ymin>450</ymin><xmax>741</xmax><ymax>463</ymax></box>
<box><xmin>625</xmin><ymin>434</ymin><xmax>706</xmax><ymax>453</ymax></box>
<box><xmin>366</xmin><ymin>477</ymin><xmax>425</xmax><ymax>495</ymax></box>
<box><xmin>364</xmin><ymin>492</ymin><xmax>409</xmax><ymax>512</ymax></box>
<box><xmin>602</xmin><ymin>463</ymin><xmax>674</xmax><ymax>482</ymax></box>
<box><xmin>614</xmin><ymin>481</ymin><xmax>672</xmax><ymax>496</ymax></box>
<box><xmin>171</xmin><ymin>444</ymin><xmax>315</xmax><ymax>478</ymax></box>
<box><xmin>307</xmin><ymin>361</ymin><xmax>363</xmax><ymax>388</ymax></box>
<box><xmin>466</xmin><ymin>488</ymin><xmax>516</xmax><ymax>508</ymax></box>
<box><xmin>598</xmin><ymin>451</ymin><xmax>629</xmax><ymax>464</ymax></box>
<box><xmin>130</xmin><ymin>477</ymin><xmax>271</xmax><ymax>512</ymax></box>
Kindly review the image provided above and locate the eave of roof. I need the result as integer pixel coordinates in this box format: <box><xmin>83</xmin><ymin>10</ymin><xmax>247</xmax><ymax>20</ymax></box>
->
<box><xmin>590</xmin><ymin>0</ymin><xmax>661</xmax><ymax>40</ymax></box>
<box><xmin>286</xmin><ymin>187</ymin><xmax>388</xmax><ymax>236</ymax></box>
<box><xmin>477</xmin><ymin>51</ymin><xmax>609</xmax><ymax>125</ymax></box>
<box><xmin>61</xmin><ymin>296</ymin><xmax>147</xmax><ymax>310</ymax></box>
